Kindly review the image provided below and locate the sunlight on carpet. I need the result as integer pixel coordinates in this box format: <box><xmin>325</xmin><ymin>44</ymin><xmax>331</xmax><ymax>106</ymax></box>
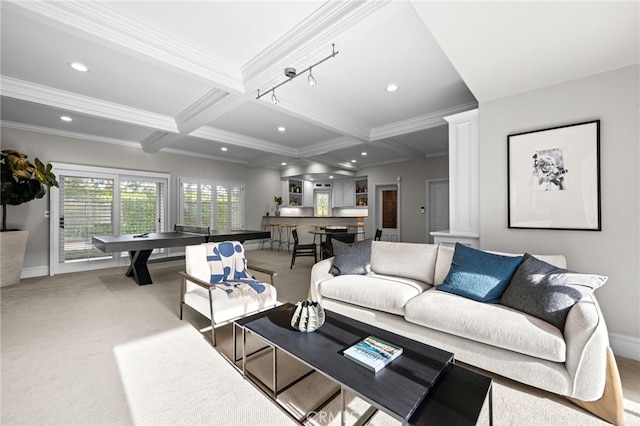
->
<box><xmin>113</xmin><ymin>325</ymin><xmax>296</xmax><ymax>425</ymax></box>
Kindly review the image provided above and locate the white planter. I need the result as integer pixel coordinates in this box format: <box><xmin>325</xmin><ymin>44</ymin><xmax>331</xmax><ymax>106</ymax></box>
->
<box><xmin>1</xmin><ymin>230</ymin><xmax>28</xmax><ymax>286</ymax></box>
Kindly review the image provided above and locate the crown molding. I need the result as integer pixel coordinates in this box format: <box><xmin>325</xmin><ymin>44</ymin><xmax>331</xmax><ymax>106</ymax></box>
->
<box><xmin>190</xmin><ymin>126</ymin><xmax>296</xmax><ymax>157</ymax></box>
<box><xmin>369</xmin><ymin>138</ymin><xmax>426</xmax><ymax>160</ymax></box>
<box><xmin>1</xmin><ymin>77</ymin><xmax>178</xmax><ymax>133</ymax></box>
<box><xmin>161</xmin><ymin>147</ymin><xmax>249</xmax><ymax>166</ymax></box>
<box><xmin>1</xmin><ymin>120</ymin><xmax>142</xmax><ymax>149</ymax></box>
<box><xmin>369</xmin><ymin>102</ymin><xmax>478</xmax><ymax>140</ymax></box>
<box><xmin>247</xmin><ymin>154</ymin><xmax>292</xmax><ymax>169</ymax></box>
<box><xmin>243</xmin><ymin>0</ymin><xmax>390</xmax><ymax>93</ymax></box>
<box><xmin>5</xmin><ymin>0</ymin><xmax>244</xmax><ymax>93</ymax></box>
<box><xmin>297</xmin><ymin>136</ymin><xmax>362</xmax><ymax>158</ymax></box>
<box><xmin>1</xmin><ymin>119</ymin><xmax>252</xmax><ymax>165</ymax></box>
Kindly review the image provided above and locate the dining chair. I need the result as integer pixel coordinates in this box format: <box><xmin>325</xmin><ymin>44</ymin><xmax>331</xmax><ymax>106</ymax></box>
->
<box><xmin>290</xmin><ymin>229</ymin><xmax>317</xmax><ymax>268</ymax></box>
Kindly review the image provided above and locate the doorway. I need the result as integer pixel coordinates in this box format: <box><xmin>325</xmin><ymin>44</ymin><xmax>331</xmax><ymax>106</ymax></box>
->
<box><xmin>425</xmin><ymin>179</ymin><xmax>449</xmax><ymax>243</ymax></box>
<box><xmin>375</xmin><ymin>183</ymin><xmax>400</xmax><ymax>241</ymax></box>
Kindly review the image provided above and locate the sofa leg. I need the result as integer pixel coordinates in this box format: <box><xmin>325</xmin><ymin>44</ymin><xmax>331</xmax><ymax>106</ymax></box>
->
<box><xmin>568</xmin><ymin>347</ymin><xmax>624</xmax><ymax>425</ymax></box>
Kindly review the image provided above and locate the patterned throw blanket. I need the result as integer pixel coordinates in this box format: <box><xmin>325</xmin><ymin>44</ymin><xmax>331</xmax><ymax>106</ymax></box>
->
<box><xmin>205</xmin><ymin>241</ymin><xmax>272</xmax><ymax>302</ymax></box>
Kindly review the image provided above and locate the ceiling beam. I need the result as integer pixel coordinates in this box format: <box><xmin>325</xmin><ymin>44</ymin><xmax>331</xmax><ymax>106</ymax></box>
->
<box><xmin>1</xmin><ymin>77</ymin><xmax>177</xmax><ymax>133</ymax></box>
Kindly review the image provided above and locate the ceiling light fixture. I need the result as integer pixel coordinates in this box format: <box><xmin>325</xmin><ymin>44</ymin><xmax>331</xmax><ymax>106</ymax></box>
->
<box><xmin>386</xmin><ymin>84</ymin><xmax>399</xmax><ymax>92</ymax></box>
<box><xmin>221</xmin><ymin>147</ymin><xmax>228</xmax><ymax>151</ymax></box>
<box><xmin>281</xmin><ymin>162</ymin><xmax>287</xmax><ymax>166</ymax></box>
<box><xmin>69</xmin><ymin>62</ymin><xmax>89</xmax><ymax>72</ymax></box>
<box><xmin>60</xmin><ymin>115</ymin><xmax>72</xmax><ymax>122</ymax></box>
<box><xmin>256</xmin><ymin>44</ymin><xmax>339</xmax><ymax>103</ymax></box>
<box><xmin>277</xmin><ymin>126</ymin><xmax>286</xmax><ymax>132</ymax></box>
<box><xmin>361</xmin><ymin>152</ymin><xmax>368</xmax><ymax>156</ymax></box>
<box><xmin>308</xmin><ymin>67</ymin><xmax>317</xmax><ymax>87</ymax></box>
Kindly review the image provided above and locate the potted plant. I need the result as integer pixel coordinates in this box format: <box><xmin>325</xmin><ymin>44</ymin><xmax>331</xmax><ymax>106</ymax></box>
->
<box><xmin>1</xmin><ymin>149</ymin><xmax>58</xmax><ymax>285</ymax></box>
<box><xmin>274</xmin><ymin>196</ymin><xmax>283</xmax><ymax>216</ymax></box>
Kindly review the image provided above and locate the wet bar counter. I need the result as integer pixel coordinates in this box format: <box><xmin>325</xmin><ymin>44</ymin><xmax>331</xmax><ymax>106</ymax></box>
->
<box><xmin>261</xmin><ymin>216</ymin><xmax>366</xmax><ymax>244</ymax></box>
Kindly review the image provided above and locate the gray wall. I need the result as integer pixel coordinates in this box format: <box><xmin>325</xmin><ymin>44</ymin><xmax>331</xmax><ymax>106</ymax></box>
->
<box><xmin>359</xmin><ymin>156</ymin><xmax>449</xmax><ymax>242</ymax></box>
<box><xmin>479</xmin><ymin>65</ymin><xmax>640</xmax><ymax>355</ymax></box>
<box><xmin>0</xmin><ymin>127</ymin><xmax>283</xmax><ymax>268</ymax></box>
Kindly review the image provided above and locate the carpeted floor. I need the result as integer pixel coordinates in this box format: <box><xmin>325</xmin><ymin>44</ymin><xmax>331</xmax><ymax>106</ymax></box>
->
<box><xmin>1</xmin><ymin>247</ymin><xmax>639</xmax><ymax>425</ymax></box>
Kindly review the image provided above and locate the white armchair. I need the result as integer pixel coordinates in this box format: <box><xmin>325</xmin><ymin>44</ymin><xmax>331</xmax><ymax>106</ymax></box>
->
<box><xmin>179</xmin><ymin>241</ymin><xmax>278</xmax><ymax>345</ymax></box>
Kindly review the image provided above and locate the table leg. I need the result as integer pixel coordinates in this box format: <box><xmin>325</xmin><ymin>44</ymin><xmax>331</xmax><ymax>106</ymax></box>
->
<box><xmin>125</xmin><ymin>249</ymin><xmax>153</xmax><ymax>285</ymax></box>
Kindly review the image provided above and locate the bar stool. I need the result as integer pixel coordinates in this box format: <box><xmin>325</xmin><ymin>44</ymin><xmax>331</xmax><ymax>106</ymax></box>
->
<box><xmin>262</xmin><ymin>223</ymin><xmax>280</xmax><ymax>251</ymax></box>
<box><xmin>278</xmin><ymin>224</ymin><xmax>297</xmax><ymax>253</ymax></box>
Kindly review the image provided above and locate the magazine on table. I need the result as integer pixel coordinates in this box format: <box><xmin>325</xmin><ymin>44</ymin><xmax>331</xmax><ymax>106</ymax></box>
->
<box><xmin>343</xmin><ymin>335</ymin><xmax>403</xmax><ymax>373</ymax></box>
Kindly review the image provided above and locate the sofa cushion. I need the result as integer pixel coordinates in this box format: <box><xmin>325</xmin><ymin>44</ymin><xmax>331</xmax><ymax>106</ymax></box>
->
<box><xmin>370</xmin><ymin>241</ymin><xmax>438</xmax><ymax>284</ymax></box>
<box><xmin>318</xmin><ymin>274</ymin><xmax>431</xmax><ymax>315</ymax></box>
<box><xmin>405</xmin><ymin>289</ymin><xmax>567</xmax><ymax>362</ymax></box>
<box><xmin>500</xmin><ymin>253</ymin><xmax>607</xmax><ymax>331</ymax></box>
<box><xmin>329</xmin><ymin>238</ymin><xmax>372</xmax><ymax>276</ymax></box>
<box><xmin>437</xmin><ymin>243</ymin><xmax>522</xmax><ymax>303</ymax></box>
<box><xmin>434</xmin><ymin>245</ymin><xmax>454</xmax><ymax>285</ymax></box>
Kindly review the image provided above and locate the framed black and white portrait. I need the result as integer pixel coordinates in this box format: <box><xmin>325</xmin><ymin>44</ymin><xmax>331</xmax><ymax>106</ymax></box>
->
<box><xmin>507</xmin><ymin>120</ymin><xmax>601</xmax><ymax>231</ymax></box>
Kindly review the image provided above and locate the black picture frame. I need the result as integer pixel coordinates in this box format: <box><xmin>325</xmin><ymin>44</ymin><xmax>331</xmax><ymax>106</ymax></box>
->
<box><xmin>507</xmin><ymin>120</ymin><xmax>601</xmax><ymax>231</ymax></box>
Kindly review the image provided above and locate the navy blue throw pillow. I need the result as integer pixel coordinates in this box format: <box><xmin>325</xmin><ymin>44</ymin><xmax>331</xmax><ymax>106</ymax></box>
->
<box><xmin>437</xmin><ymin>243</ymin><xmax>522</xmax><ymax>303</ymax></box>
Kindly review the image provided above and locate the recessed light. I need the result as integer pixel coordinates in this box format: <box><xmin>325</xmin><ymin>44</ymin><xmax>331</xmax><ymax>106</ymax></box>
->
<box><xmin>277</xmin><ymin>126</ymin><xmax>286</xmax><ymax>132</ymax></box>
<box><xmin>281</xmin><ymin>162</ymin><xmax>287</xmax><ymax>166</ymax></box>
<box><xmin>351</xmin><ymin>159</ymin><xmax>357</xmax><ymax>163</ymax></box>
<box><xmin>69</xmin><ymin>62</ymin><xmax>89</xmax><ymax>72</ymax></box>
<box><xmin>221</xmin><ymin>147</ymin><xmax>228</xmax><ymax>151</ymax></box>
<box><xmin>60</xmin><ymin>116</ymin><xmax>72</xmax><ymax>122</ymax></box>
<box><xmin>310</xmin><ymin>178</ymin><xmax>314</xmax><ymax>181</ymax></box>
<box><xmin>329</xmin><ymin>175</ymin><xmax>334</xmax><ymax>179</ymax></box>
<box><xmin>386</xmin><ymin>84</ymin><xmax>398</xmax><ymax>92</ymax></box>
<box><xmin>361</xmin><ymin>152</ymin><xmax>367</xmax><ymax>156</ymax></box>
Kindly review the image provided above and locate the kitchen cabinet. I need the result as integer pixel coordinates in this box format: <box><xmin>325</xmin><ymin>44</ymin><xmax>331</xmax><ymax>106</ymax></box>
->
<box><xmin>303</xmin><ymin>180</ymin><xmax>314</xmax><ymax>207</ymax></box>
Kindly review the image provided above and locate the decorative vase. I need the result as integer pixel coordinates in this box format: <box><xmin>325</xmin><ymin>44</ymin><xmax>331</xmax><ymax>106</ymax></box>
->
<box><xmin>290</xmin><ymin>300</ymin><xmax>325</xmax><ymax>332</ymax></box>
<box><xmin>275</xmin><ymin>204</ymin><xmax>281</xmax><ymax>217</ymax></box>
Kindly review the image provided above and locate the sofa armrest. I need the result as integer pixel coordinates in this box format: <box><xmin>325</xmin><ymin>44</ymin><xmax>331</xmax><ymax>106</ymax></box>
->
<box><xmin>309</xmin><ymin>257</ymin><xmax>335</xmax><ymax>302</ymax></box>
<box><xmin>563</xmin><ymin>295</ymin><xmax>610</xmax><ymax>400</ymax></box>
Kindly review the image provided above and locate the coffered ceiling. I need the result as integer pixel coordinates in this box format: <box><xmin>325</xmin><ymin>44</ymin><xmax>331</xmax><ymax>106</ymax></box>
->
<box><xmin>1</xmin><ymin>1</ymin><xmax>637</xmax><ymax>178</ymax></box>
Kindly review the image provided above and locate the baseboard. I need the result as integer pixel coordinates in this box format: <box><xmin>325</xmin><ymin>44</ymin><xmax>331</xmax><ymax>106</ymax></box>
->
<box><xmin>20</xmin><ymin>265</ymin><xmax>49</xmax><ymax>279</ymax></box>
<box><xmin>609</xmin><ymin>333</ymin><xmax>640</xmax><ymax>361</ymax></box>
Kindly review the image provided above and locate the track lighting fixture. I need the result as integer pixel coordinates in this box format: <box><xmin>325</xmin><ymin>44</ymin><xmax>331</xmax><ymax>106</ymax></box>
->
<box><xmin>308</xmin><ymin>67</ymin><xmax>317</xmax><ymax>86</ymax></box>
<box><xmin>256</xmin><ymin>44</ymin><xmax>339</xmax><ymax>103</ymax></box>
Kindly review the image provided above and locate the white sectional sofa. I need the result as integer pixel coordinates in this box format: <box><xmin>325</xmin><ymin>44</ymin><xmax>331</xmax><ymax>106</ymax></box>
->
<box><xmin>310</xmin><ymin>241</ymin><xmax>623</xmax><ymax>424</ymax></box>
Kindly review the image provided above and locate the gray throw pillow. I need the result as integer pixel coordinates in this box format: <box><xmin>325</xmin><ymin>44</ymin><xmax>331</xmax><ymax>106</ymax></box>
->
<box><xmin>500</xmin><ymin>253</ymin><xmax>607</xmax><ymax>331</ymax></box>
<box><xmin>329</xmin><ymin>238</ymin><xmax>372</xmax><ymax>276</ymax></box>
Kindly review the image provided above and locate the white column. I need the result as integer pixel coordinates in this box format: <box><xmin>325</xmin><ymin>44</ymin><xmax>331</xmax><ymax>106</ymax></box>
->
<box><xmin>431</xmin><ymin>108</ymin><xmax>480</xmax><ymax>248</ymax></box>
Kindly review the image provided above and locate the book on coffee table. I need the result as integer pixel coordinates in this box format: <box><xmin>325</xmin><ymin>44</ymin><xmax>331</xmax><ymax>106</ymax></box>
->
<box><xmin>343</xmin><ymin>335</ymin><xmax>403</xmax><ymax>373</ymax></box>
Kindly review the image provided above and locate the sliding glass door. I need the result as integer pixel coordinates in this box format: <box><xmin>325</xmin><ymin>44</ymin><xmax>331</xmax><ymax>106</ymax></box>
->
<box><xmin>49</xmin><ymin>164</ymin><xmax>169</xmax><ymax>275</ymax></box>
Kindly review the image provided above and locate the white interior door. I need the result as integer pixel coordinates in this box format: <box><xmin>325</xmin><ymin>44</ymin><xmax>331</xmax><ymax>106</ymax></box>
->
<box><xmin>426</xmin><ymin>179</ymin><xmax>449</xmax><ymax>243</ymax></box>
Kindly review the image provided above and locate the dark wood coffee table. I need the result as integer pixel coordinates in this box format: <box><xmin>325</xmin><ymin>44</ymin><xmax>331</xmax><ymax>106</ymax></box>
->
<box><xmin>235</xmin><ymin>304</ymin><xmax>493</xmax><ymax>425</ymax></box>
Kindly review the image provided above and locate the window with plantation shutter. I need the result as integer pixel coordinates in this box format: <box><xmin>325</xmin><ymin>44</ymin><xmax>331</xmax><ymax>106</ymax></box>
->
<box><xmin>178</xmin><ymin>177</ymin><xmax>244</xmax><ymax>230</ymax></box>
<box><xmin>50</xmin><ymin>163</ymin><xmax>170</xmax><ymax>275</ymax></box>
<box><xmin>58</xmin><ymin>176</ymin><xmax>114</xmax><ymax>263</ymax></box>
<box><xmin>120</xmin><ymin>178</ymin><xmax>166</xmax><ymax>234</ymax></box>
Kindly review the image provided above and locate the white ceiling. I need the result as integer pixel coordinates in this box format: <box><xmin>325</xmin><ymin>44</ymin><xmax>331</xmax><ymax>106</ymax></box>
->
<box><xmin>1</xmin><ymin>1</ymin><xmax>637</xmax><ymax>179</ymax></box>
